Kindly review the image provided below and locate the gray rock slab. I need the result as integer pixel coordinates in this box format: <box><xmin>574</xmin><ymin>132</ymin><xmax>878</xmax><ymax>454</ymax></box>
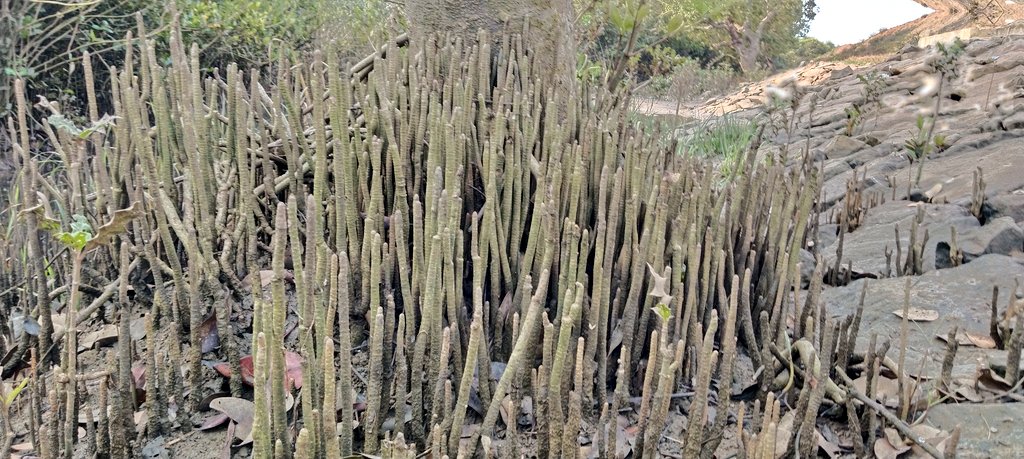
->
<box><xmin>822</xmin><ymin>201</ymin><xmax>980</xmax><ymax>277</ymax></box>
<box><xmin>984</xmin><ymin>192</ymin><xmax>1024</xmax><ymax>223</ymax></box>
<box><xmin>918</xmin><ymin>136</ymin><xmax>1024</xmax><ymax>206</ymax></box>
<box><xmin>823</xmin><ymin>255</ymin><xmax>1024</xmax><ymax>359</ymax></box>
<box><xmin>960</xmin><ymin>217</ymin><xmax>1024</xmax><ymax>259</ymax></box>
<box><xmin>822</xmin><ymin>135</ymin><xmax>869</xmax><ymax>160</ymax></box>
<box><xmin>924</xmin><ymin>403</ymin><xmax>1024</xmax><ymax>459</ymax></box>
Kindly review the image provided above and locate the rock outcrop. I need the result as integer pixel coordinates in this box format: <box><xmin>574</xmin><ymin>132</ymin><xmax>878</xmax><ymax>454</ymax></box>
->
<box><xmin>647</xmin><ymin>28</ymin><xmax>1024</xmax><ymax>456</ymax></box>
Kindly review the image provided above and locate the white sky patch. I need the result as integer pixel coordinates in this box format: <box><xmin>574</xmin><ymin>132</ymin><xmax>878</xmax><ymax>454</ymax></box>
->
<box><xmin>808</xmin><ymin>0</ymin><xmax>933</xmax><ymax>46</ymax></box>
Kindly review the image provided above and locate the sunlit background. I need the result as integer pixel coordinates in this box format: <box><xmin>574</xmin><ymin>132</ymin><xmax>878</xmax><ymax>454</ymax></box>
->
<box><xmin>809</xmin><ymin>0</ymin><xmax>933</xmax><ymax>45</ymax></box>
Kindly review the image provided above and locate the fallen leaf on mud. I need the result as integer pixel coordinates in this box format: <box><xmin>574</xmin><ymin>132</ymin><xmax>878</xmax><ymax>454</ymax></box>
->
<box><xmin>892</xmin><ymin>308</ymin><xmax>939</xmax><ymax>322</ymax></box>
<box><xmin>883</xmin><ymin>428</ymin><xmax>903</xmax><ymax>449</ymax></box>
<box><xmin>132</xmin><ymin>366</ymin><xmax>148</xmax><ymax>403</ymax></box>
<box><xmin>608</xmin><ymin>324</ymin><xmax>623</xmax><ymax>357</ymax></box>
<box><xmin>285</xmin><ymin>392</ymin><xmax>295</xmax><ymax>411</ymax></box>
<box><xmin>79</xmin><ymin>324</ymin><xmax>119</xmax><ymax>350</ymax></box>
<box><xmin>140</xmin><ymin>435</ymin><xmax>169</xmax><ymax>459</ymax></box>
<box><xmin>874</xmin><ymin>437</ymin><xmax>910</xmax><ymax>459</ymax></box>
<box><xmin>200</xmin><ymin>392</ymin><xmax>231</xmax><ymax>411</ymax></box>
<box><xmin>209</xmin><ymin>397</ymin><xmax>254</xmax><ymax>445</ymax></box>
<box><xmin>614</xmin><ymin>416</ymin><xmax>638</xmax><ymax>459</ymax></box>
<box><xmin>936</xmin><ymin>331</ymin><xmax>997</xmax><ymax>349</ymax></box>
<box><xmin>18</xmin><ymin>315</ymin><xmax>40</xmax><ymax>336</ymax></box>
<box><xmin>135</xmin><ymin>411</ymin><xmax>148</xmax><ymax>434</ymax></box>
<box><xmin>909</xmin><ymin>424</ymin><xmax>952</xmax><ymax>457</ymax></box>
<box><xmin>223</xmin><ymin>422</ymin><xmax>236</xmax><ymax>459</ymax></box>
<box><xmin>211</xmin><ymin>362</ymin><xmax>239</xmax><ymax>383</ymax></box>
<box><xmin>852</xmin><ymin>375</ymin><xmax>905</xmax><ymax>408</ymax></box>
<box><xmin>977</xmin><ymin>367</ymin><xmax>1013</xmax><ymax>393</ymax></box>
<box><xmin>954</xmin><ymin>384</ymin><xmax>983</xmax><ymax>402</ymax></box>
<box><xmin>215</xmin><ymin>351</ymin><xmax>304</xmax><ymax>389</ymax></box>
<box><xmin>133</xmin><ymin>366</ymin><xmax>146</xmax><ymax>387</ymax></box>
<box><xmin>250</xmin><ymin>270</ymin><xmax>293</xmax><ymax>288</ymax></box>
<box><xmin>909</xmin><ymin>424</ymin><xmax>942</xmax><ymax>440</ymax></box>
<box><xmin>198</xmin><ymin>314</ymin><xmax>219</xmax><ymax>353</ymax></box>
<box><xmin>774</xmin><ymin>412</ymin><xmax>795</xmax><ymax>458</ymax></box>
<box><xmin>965</xmin><ymin>332</ymin><xmax>997</xmax><ymax>349</ymax></box>
<box><xmin>498</xmin><ymin>395</ymin><xmax>514</xmax><ymax>428</ymax></box>
<box><xmin>130</xmin><ymin>317</ymin><xmax>147</xmax><ymax>340</ymax></box>
<box><xmin>199</xmin><ymin>413</ymin><xmax>230</xmax><ymax>430</ymax></box>
<box><xmin>284</xmin><ymin>351</ymin><xmax>304</xmax><ymax>388</ymax></box>
<box><xmin>817</xmin><ymin>430</ymin><xmax>842</xmax><ymax>459</ymax></box>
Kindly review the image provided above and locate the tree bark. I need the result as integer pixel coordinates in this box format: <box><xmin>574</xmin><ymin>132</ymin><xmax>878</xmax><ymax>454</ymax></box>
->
<box><xmin>406</xmin><ymin>0</ymin><xmax>576</xmax><ymax>95</ymax></box>
<box><xmin>717</xmin><ymin>9</ymin><xmax>776</xmax><ymax>76</ymax></box>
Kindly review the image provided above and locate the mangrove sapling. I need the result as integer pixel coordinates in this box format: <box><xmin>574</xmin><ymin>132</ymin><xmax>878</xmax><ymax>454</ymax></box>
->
<box><xmin>911</xmin><ymin>39</ymin><xmax>965</xmax><ymax>185</ymax></box>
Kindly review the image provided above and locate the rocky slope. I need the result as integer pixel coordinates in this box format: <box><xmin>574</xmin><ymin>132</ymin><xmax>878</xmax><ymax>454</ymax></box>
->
<box><xmin>748</xmin><ymin>31</ymin><xmax>1024</xmax><ymax>458</ymax></box>
<box><xmin>640</xmin><ymin>25</ymin><xmax>1024</xmax><ymax>457</ymax></box>
<box><xmin>830</xmin><ymin>0</ymin><xmax>1024</xmax><ymax>61</ymax></box>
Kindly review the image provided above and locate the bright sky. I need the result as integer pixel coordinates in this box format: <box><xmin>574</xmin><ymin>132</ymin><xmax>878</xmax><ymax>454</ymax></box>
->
<box><xmin>808</xmin><ymin>0</ymin><xmax>933</xmax><ymax>45</ymax></box>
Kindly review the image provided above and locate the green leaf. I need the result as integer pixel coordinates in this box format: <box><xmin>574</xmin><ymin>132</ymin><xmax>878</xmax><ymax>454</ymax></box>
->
<box><xmin>652</xmin><ymin>303</ymin><xmax>672</xmax><ymax>322</ymax></box>
<box><xmin>5</xmin><ymin>378</ymin><xmax>28</xmax><ymax>406</ymax></box>
<box><xmin>70</xmin><ymin>214</ymin><xmax>92</xmax><ymax>235</ymax></box>
<box><xmin>55</xmin><ymin>231</ymin><xmax>89</xmax><ymax>251</ymax></box>
<box><xmin>47</xmin><ymin>114</ymin><xmax>83</xmax><ymax>137</ymax></box>
<box><xmin>17</xmin><ymin>204</ymin><xmax>61</xmax><ymax>234</ymax></box>
<box><xmin>78</xmin><ymin>114</ymin><xmax>119</xmax><ymax>139</ymax></box>
<box><xmin>665</xmin><ymin>13</ymin><xmax>685</xmax><ymax>33</ymax></box>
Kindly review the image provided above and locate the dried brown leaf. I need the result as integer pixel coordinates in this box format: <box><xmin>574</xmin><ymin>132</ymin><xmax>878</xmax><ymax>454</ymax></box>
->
<box><xmin>816</xmin><ymin>430</ymin><xmax>842</xmax><ymax>459</ymax></box>
<box><xmin>84</xmin><ymin>202</ymin><xmax>143</xmax><ymax>252</ymax></box>
<box><xmin>199</xmin><ymin>413</ymin><xmax>230</xmax><ymax>430</ymax></box>
<box><xmin>936</xmin><ymin>331</ymin><xmax>997</xmax><ymax>349</ymax></box>
<box><xmin>209</xmin><ymin>397</ymin><xmax>255</xmax><ymax>445</ymax></box>
<box><xmin>893</xmin><ymin>308</ymin><xmax>939</xmax><ymax>322</ymax></box>
<box><xmin>874</xmin><ymin>437</ymin><xmax>910</xmax><ymax>459</ymax></box>
<box><xmin>79</xmin><ymin>324</ymin><xmax>119</xmax><ymax>351</ymax></box>
<box><xmin>199</xmin><ymin>314</ymin><xmax>219</xmax><ymax>353</ymax></box>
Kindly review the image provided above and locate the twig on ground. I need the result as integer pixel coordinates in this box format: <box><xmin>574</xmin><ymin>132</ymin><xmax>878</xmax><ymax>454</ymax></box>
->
<box><xmin>837</xmin><ymin>371</ymin><xmax>944</xmax><ymax>459</ymax></box>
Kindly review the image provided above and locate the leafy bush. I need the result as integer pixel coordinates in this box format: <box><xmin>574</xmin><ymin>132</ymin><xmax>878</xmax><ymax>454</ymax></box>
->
<box><xmin>314</xmin><ymin>0</ymin><xmax>400</xmax><ymax>61</ymax></box>
<box><xmin>178</xmin><ymin>0</ymin><xmax>327</xmax><ymax>69</ymax></box>
<box><xmin>666</xmin><ymin>59</ymin><xmax>741</xmax><ymax>102</ymax></box>
<box><xmin>774</xmin><ymin>36</ymin><xmax>835</xmax><ymax>67</ymax></box>
<box><xmin>1</xmin><ymin>0</ymin><xmax>336</xmax><ymax>119</ymax></box>
<box><xmin>1</xmin><ymin>0</ymin><xmax>157</xmax><ymax>117</ymax></box>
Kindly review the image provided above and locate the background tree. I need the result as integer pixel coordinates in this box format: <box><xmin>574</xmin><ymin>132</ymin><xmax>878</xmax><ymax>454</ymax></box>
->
<box><xmin>405</xmin><ymin>0</ymin><xmax>577</xmax><ymax>95</ymax></box>
<box><xmin>671</xmin><ymin>0</ymin><xmax>817</xmax><ymax>75</ymax></box>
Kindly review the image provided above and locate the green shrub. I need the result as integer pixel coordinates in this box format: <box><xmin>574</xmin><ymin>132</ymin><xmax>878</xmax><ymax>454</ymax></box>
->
<box><xmin>178</xmin><ymin>0</ymin><xmax>326</xmax><ymax>69</ymax></box>
<box><xmin>665</xmin><ymin>58</ymin><xmax>741</xmax><ymax>103</ymax></box>
<box><xmin>679</xmin><ymin>115</ymin><xmax>757</xmax><ymax>178</ymax></box>
<box><xmin>1</xmin><ymin>0</ymin><xmax>157</xmax><ymax>117</ymax></box>
<box><xmin>1</xmin><ymin>0</ymin><xmax>336</xmax><ymax>119</ymax></box>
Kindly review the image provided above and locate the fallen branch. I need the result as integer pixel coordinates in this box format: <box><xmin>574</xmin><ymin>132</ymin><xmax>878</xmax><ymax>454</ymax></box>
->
<box><xmin>837</xmin><ymin>371</ymin><xmax>945</xmax><ymax>459</ymax></box>
<box><xmin>351</xmin><ymin>33</ymin><xmax>410</xmax><ymax>81</ymax></box>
